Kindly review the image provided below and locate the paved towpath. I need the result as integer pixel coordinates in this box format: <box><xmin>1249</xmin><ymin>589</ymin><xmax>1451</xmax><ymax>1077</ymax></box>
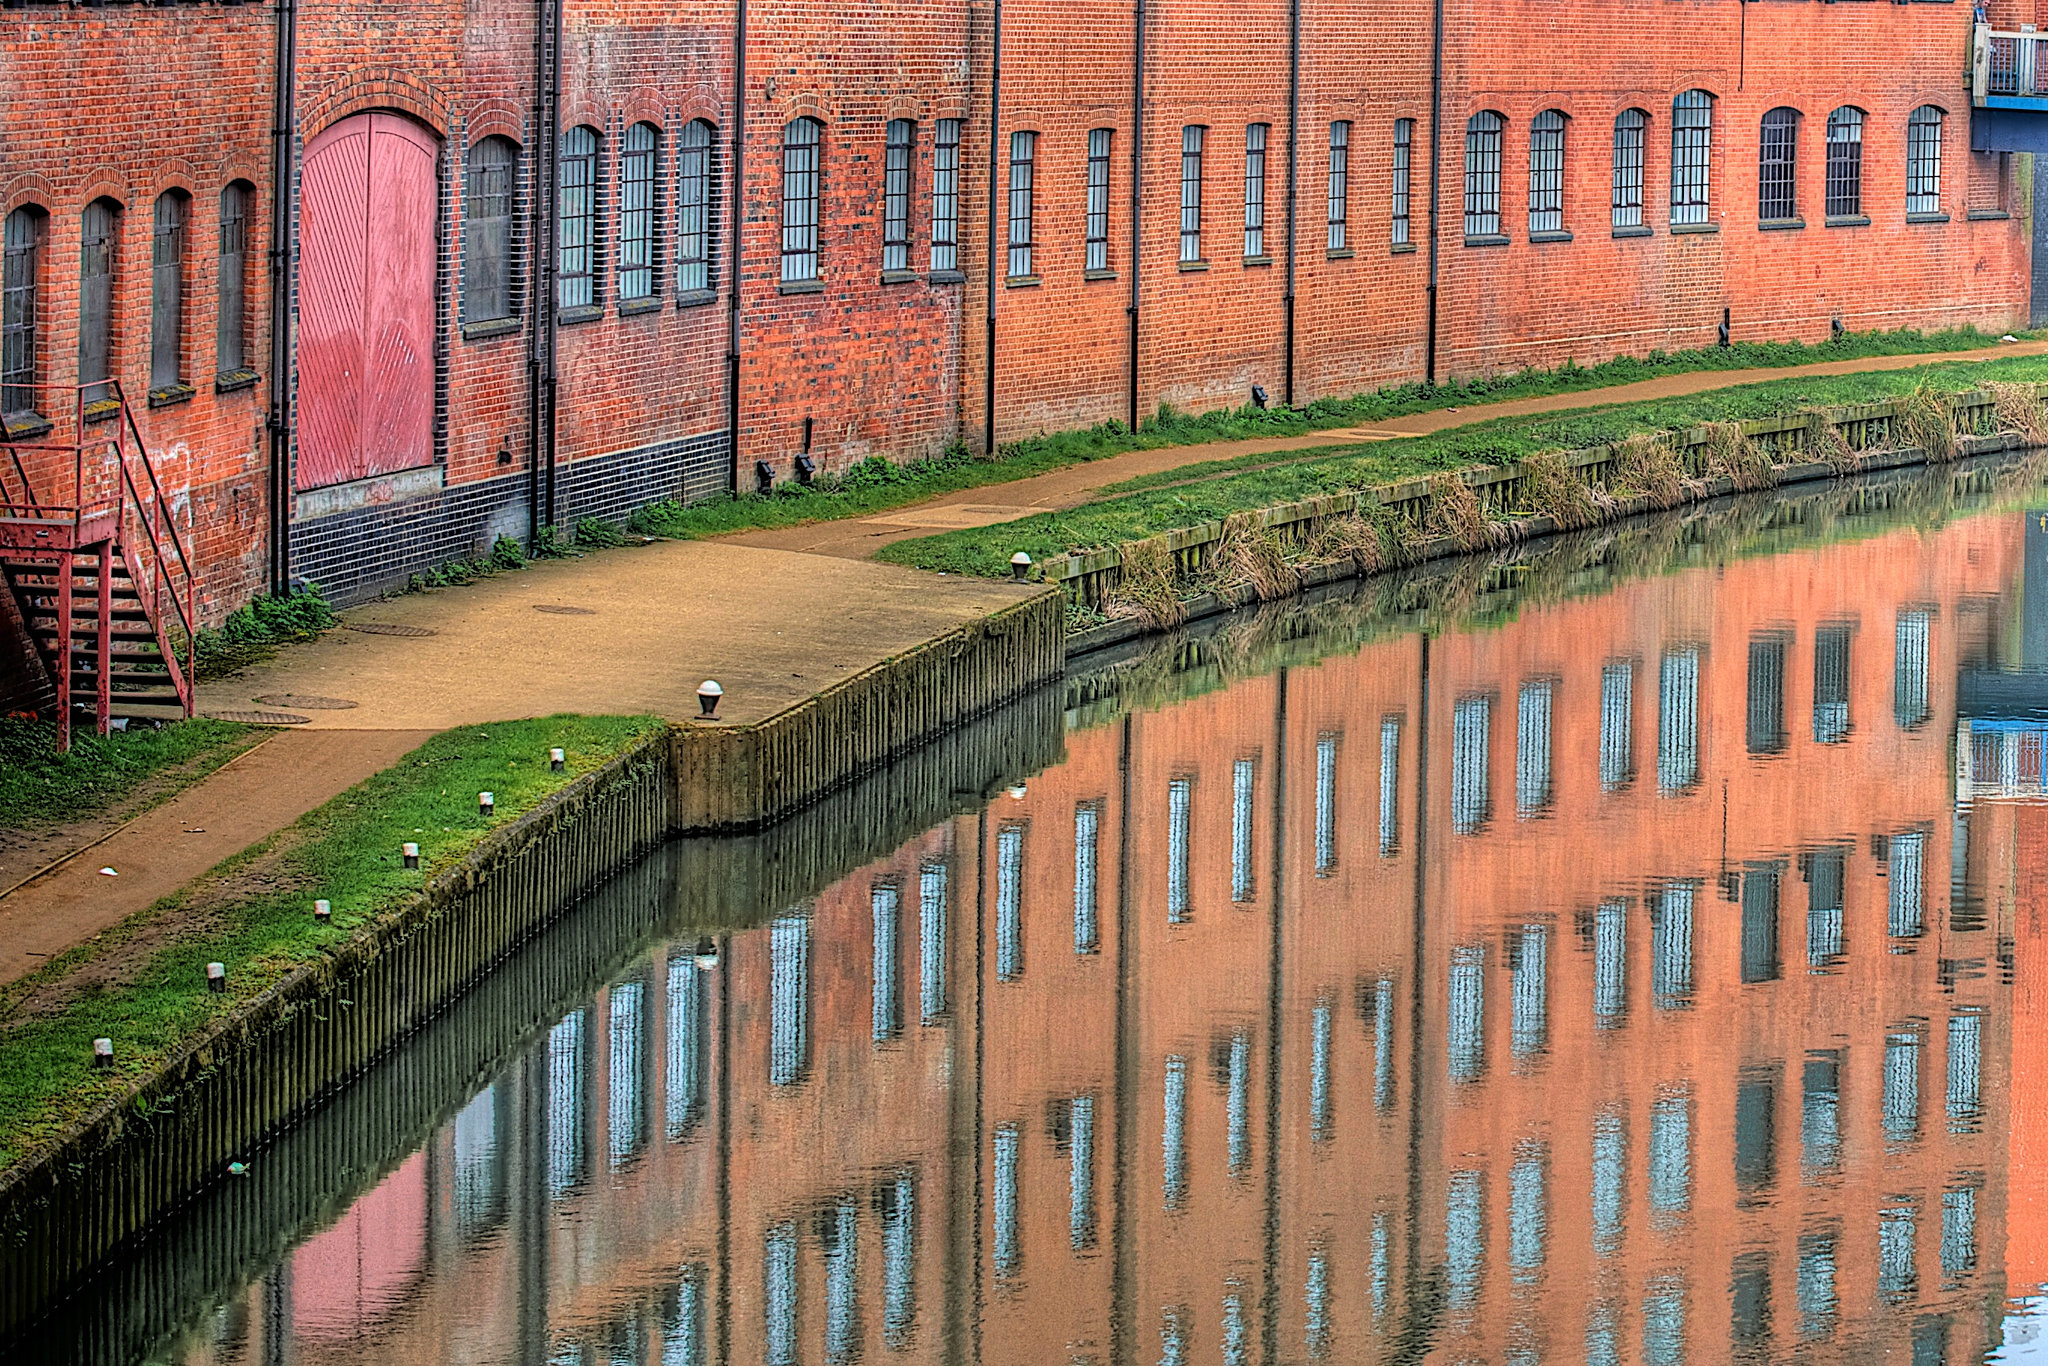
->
<box><xmin>0</xmin><ymin>540</ymin><xmax>1034</xmax><ymax>984</ymax></box>
<box><xmin>725</xmin><ymin>337</ymin><xmax>2048</xmax><ymax>559</ymax></box>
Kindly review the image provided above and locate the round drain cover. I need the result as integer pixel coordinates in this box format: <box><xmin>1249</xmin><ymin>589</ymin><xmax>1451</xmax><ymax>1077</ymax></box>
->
<box><xmin>533</xmin><ymin>604</ymin><xmax>596</xmax><ymax>616</ymax></box>
<box><xmin>347</xmin><ymin>622</ymin><xmax>437</xmax><ymax>637</ymax></box>
<box><xmin>207</xmin><ymin>710</ymin><xmax>312</xmax><ymax>725</ymax></box>
<box><xmin>254</xmin><ymin>693</ymin><xmax>358</xmax><ymax>710</ymax></box>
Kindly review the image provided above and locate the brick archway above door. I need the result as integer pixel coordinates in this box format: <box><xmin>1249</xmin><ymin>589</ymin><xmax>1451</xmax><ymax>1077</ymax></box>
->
<box><xmin>297</xmin><ymin>112</ymin><xmax>438</xmax><ymax>493</ymax></box>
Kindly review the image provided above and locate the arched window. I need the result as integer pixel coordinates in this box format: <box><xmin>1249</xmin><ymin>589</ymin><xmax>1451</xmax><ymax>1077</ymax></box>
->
<box><xmin>79</xmin><ymin>199</ymin><xmax>120</xmax><ymax>403</ymax></box>
<box><xmin>1759</xmin><ymin>107</ymin><xmax>1800</xmax><ymax>223</ymax></box>
<box><xmin>2</xmin><ymin>205</ymin><xmax>42</xmax><ymax>419</ymax></box>
<box><xmin>1907</xmin><ymin>106</ymin><xmax>1945</xmax><ymax>216</ymax></box>
<box><xmin>557</xmin><ymin>124</ymin><xmax>601</xmax><ymax>312</ymax></box>
<box><xmin>151</xmin><ymin>190</ymin><xmax>189</xmax><ymax>394</ymax></box>
<box><xmin>1670</xmin><ymin>90</ymin><xmax>1713</xmax><ymax>226</ymax></box>
<box><xmin>781</xmin><ymin>118</ymin><xmax>823</xmax><ymax>284</ymax></box>
<box><xmin>1826</xmin><ymin>107</ymin><xmax>1865</xmax><ymax>219</ymax></box>
<box><xmin>218</xmin><ymin>183</ymin><xmax>252</xmax><ymax>377</ymax></box>
<box><xmin>676</xmin><ymin>120</ymin><xmax>715</xmax><ymax>295</ymax></box>
<box><xmin>1529</xmin><ymin>110</ymin><xmax>1567</xmax><ymax>235</ymax></box>
<box><xmin>464</xmin><ymin>136</ymin><xmax>519</xmax><ymax>324</ymax></box>
<box><xmin>883</xmin><ymin>119</ymin><xmax>915</xmax><ymax>274</ymax></box>
<box><xmin>1464</xmin><ymin>110</ymin><xmax>1504</xmax><ymax>239</ymax></box>
<box><xmin>1612</xmin><ymin>108</ymin><xmax>1648</xmax><ymax>230</ymax></box>
<box><xmin>619</xmin><ymin>121</ymin><xmax>659</xmax><ymax>303</ymax></box>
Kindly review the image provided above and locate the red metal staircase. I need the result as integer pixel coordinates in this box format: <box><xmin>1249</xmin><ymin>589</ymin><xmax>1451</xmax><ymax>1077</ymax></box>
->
<box><xmin>0</xmin><ymin>383</ymin><xmax>196</xmax><ymax>750</ymax></box>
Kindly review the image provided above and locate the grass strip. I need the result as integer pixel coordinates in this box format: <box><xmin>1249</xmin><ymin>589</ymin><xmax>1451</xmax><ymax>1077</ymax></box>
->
<box><xmin>879</xmin><ymin>353</ymin><xmax>2048</xmax><ymax>577</ymax></box>
<box><xmin>608</xmin><ymin>327</ymin><xmax>2015</xmax><ymax>541</ymax></box>
<box><xmin>0</xmin><ymin>713</ymin><xmax>663</xmax><ymax>1171</ymax></box>
<box><xmin>0</xmin><ymin>717</ymin><xmax>259</xmax><ymax>833</ymax></box>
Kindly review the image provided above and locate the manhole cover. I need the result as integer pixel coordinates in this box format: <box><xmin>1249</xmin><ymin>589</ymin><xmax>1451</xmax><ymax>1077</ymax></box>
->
<box><xmin>207</xmin><ymin>710</ymin><xmax>312</xmax><ymax>725</ymax></box>
<box><xmin>347</xmin><ymin>622</ymin><xmax>437</xmax><ymax>637</ymax></box>
<box><xmin>254</xmin><ymin>693</ymin><xmax>358</xmax><ymax>710</ymax></box>
<box><xmin>533</xmin><ymin>604</ymin><xmax>596</xmax><ymax>616</ymax></box>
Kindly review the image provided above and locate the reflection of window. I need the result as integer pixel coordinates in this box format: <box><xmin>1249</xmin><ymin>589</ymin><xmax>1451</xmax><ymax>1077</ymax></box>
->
<box><xmin>1074</xmin><ymin>802</ymin><xmax>1101</xmax><ymax>950</ymax></box>
<box><xmin>1163</xmin><ymin>1054</ymin><xmax>1188</xmax><ymax>1209</ymax></box>
<box><xmin>1948</xmin><ymin>1012</ymin><xmax>1982</xmax><ymax>1131</ymax></box>
<box><xmin>765</xmin><ymin>1222</ymin><xmax>799</xmax><ymax>1366</ymax></box>
<box><xmin>1942</xmin><ymin>1186</ymin><xmax>1978</xmax><ymax>1278</ymax></box>
<box><xmin>1741</xmin><ymin>865</ymin><xmax>1780</xmax><ymax>984</ymax></box>
<box><xmin>1379</xmin><ymin>717</ymin><xmax>1401</xmax><ymax>855</ymax></box>
<box><xmin>1895</xmin><ymin>609</ymin><xmax>1931</xmax><ymax>728</ymax></box>
<box><xmin>1884</xmin><ymin>1026</ymin><xmax>1922</xmax><ymax>1144</ymax></box>
<box><xmin>1372</xmin><ymin>976</ymin><xmax>1396</xmax><ymax>1110</ymax></box>
<box><xmin>1314</xmin><ymin>735</ymin><xmax>1338</xmax><ymax>872</ymax></box>
<box><xmin>1600</xmin><ymin>662</ymin><xmax>1633</xmax><ymax>791</ymax></box>
<box><xmin>824</xmin><ymin>1198</ymin><xmax>858</xmax><ymax>1365</ymax></box>
<box><xmin>881</xmin><ymin>1173</ymin><xmax>916</xmax><ymax>1348</ymax></box>
<box><xmin>1802</xmin><ymin>1050</ymin><xmax>1842</xmax><ymax>1179</ymax></box>
<box><xmin>1797</xmin><ymin>1229</ymin><xmax>1839</xmax><ymax>1338</ymax></box>
<box><xmin>665</xmin><ymin>952</ymin><xmax>705</xmax><ymax>1138</ymax></box>
<box><xmin>1225</xmin><ymin>1030</ymin><xmax>1251</xmax><ymax>1175</ymax></box>
<box><xmin>608</xmin><ymin>979</ymin><xmax>646</xmax><ymax>1167</ymax></box>
<box><xmin>1735</xmin><ymin>1065</ymin><xmax>1778</xmax><ymax>1200</ymax></box>
<box><xmin>1813</xmin><ymin>624</ymin><xmax>1851</xmax><ymax>742</ymax></box>
<box><xmin>1591</xmin><ymin>1110</ymin><xmax>1626</xmax><ymax>1257</ymax></box>
<box><xmin>1879</xmin><ymin>1204</ymin><xmax>1918</xmax><ymax>1299</ymax></box>
<box><xmin>1451</xmin><ymin>696</ymin><xmax>1491</xmax><ymax>833</ymax></box>
<box><xmin>664</xmin><ymin>1263</ymin><xmax>707</xmax><ymax>1366</ymax></box>
<box><xmin>1731</xmin><ymin>1251</ymin><xmax>1771</xmax><ymax>1357</ymax></box>
<box><xmin>1448</xmin><ymin>944</ymin><xmax>1485</xmax><ymax>1081</ymax></box>
<box><xmin>1653</xmin><ymin>883</ymin><xmax>1695</xmax><ymax>1008</ymax></box>
<box><xmin>1648</xmin><ymin>1089</ymin><xmax>1692</xmax><ymax>1219</ymax></box>
<box><xmin>1168</xmin><ymin>779</ymin><xmax>1194</xmax><ymax>917</ymax></box>
<box><xmin>1747</xmin><ymin>635</ymin><xmax>1787</xmax><ymax>755</ymax></box>
<box><xmin>1509</xmin><ymin>1145</ymin><xmax>1547</xmax><ymax>1284</ymax></box>
<box><xmin>997</xmin><ymin>824</ymin><xmax>1025</xmax><ymax>978</ymax></box>
<box><xmin>1889</xmin><ymin>830</ymin><xmax>1926</xmax><ymax>938</ymax></box>
<box><xmin>1231</xmin><ymin>760</ymin><xmax>1256</xmax><ymax>902</ymax></box>
<box><xmin>1310</xmin><ymin>999</ymin><xmax>1333</xmax><ymax>1142</ymax></box>
<box><xmin>770</xmin><ymin>913</ymin><xmax>809</xmax><ymax>1085</ymax></box>
<box><xmin>1445</xmin><ymin>1170</ymin><xmax>1485</xmax><ymax>1312</ymax></box>
<box><xmin>872</xmin><ymin>881</ymin><xmax>901</xmax><ymax>1040</ymax></box>
<box><xmin>1511</xmin><ymin>924</ymin><xmax>1547</xmax><ymax>1058</ymax></box>
<box><xmin>1805</xmin><ymin>849</ymin><xmax>1845</xmax><ymax>967</ymax></box>
<box><xmin>920</xmin><ymin>862</ymin><xmax>948</xmax><ymax>1023</ymax></box>
<box><xmin>1643</xmin><ymin>1274</ymin><xmax>1687</xmax><ymax>1365</ymax></box>
<box><xmin>1659</xmin><ymin>647</ymin><xmax>1700</xmax><ymax>793</ymax></box>
<box><xmin>1070</xmin><ymin>1094</ymin><xmax>1097</xmax><ymax>1249</ymax></box>
<box><xmin>452</xmin><ymin>1085</ymin><xmax>503</xmax><ymax>1235</ymax></box>
<box><xmin>1516</xmin><ymin>680</ymin><xmax>1553</xmax><ymax>816</ymax></box>
<box><xmin>1305</xmin><ymin>1249</ymin><xmax>1331</xmax><ymax>1359</ymax></box>
<box><xmin>993</xmin><ymin>1123</ymin><xmax>1021</xmax><ymax>1276</ymax></box>
<box><xmin>1593</xmin><ymin>900</ymin><xmax>1626</xmax><ymax>1026</ymax></box>
<box><xmin>547</xmin><ymin>1009</ymin><xmax>587</xmax><ymax>1197</ymax></box>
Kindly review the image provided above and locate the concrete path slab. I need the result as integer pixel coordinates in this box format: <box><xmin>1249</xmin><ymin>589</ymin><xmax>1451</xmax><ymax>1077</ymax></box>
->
<box><xmin>0</xmin><ymin>728</ymin><xmax>435</xmax><ymax>985</ymax></box>
<box><xmin>196</xmin><ymin>538</ymin><xmax>1038</xmax><ymax>731</ymax></box>
<box><xmin>727</xmin><ymin>337</ymin><xmax>2048</xmax><ymax>559</ymax></box>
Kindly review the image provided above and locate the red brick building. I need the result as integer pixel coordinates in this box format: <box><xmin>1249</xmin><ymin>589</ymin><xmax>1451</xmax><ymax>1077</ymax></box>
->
<box><xmin>0</xmin><ymin>0</ymin><xmax>2037</xmax><ymax>623</ymax></box>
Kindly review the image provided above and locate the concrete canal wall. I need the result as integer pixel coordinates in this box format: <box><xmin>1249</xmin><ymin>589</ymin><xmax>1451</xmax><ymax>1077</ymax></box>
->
<box><xmin>0</xmin><ymin>586</ymin><xmax>1065</xmax><ymax>1340</ymax></box>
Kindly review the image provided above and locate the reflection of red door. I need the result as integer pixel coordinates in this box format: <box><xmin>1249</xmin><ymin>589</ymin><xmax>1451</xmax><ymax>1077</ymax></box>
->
<box><xmin>297</xmin><ymin>113</ymin><xmax>437</xmax><ymax>491</ymax></box>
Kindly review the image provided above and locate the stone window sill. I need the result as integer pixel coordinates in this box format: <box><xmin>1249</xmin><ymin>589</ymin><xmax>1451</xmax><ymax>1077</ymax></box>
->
<box><xmin>148</xmin><ymin>383</ymin><xmax>196</xmax><ymax>409</ymax></box>
<box><xmin>462</xmin><ymin>317</ymin><xmax>522</xmax><ymax>341</ymax></box>
<box><xmin>618</xmin><ymin>296</ymin><xmax>664</xmax><ymax>316</ymax></box>
<box><xmin>214</xmin><ymin>368</ymin><xmax>260</xmax><ymax>394</ymax></box>
<box><xmin>1824</xmin><ymin>214</ymin><xmax>1871</xmax><ymax>228</ymax></box>
<box><xmin>1178</xmin><ymin>259</ymin><xmax>1209</xmax><ymax>273</ymax></box>
<box><xmin>1967</xmin><ymin>208</ymin><xmax>2011</xmax><ymax>221</ymax></box>
<box><xmin>1243</xmin><ymin>254</ymin><xmax>1274</xmax><ymax>267</ymax></box>
<box><xmin>880</xmin><ymin>269</ymin><xmax>920</xmax><ymax>285</ymax></box>
<box><xmin>1612</xmin><ymin>225</ymin><xmax>1653</xmax><ymax>239</ymax></box>
<box><xmin>1905</xmin><ymin>210</ymin><xmax>1950</xmax><ymax>225</ymax></box>
<box><xmin>779</xmin><ymin>278</ymin><xmax>826</xmax><ymax>295</ymax></box>
<box><xmin>1671</xmin><ymin>221</ymin><xmax>1720</xmax><ymax>235</ymax></box>
<box><xmin>676</xmin><ymin>288</ymin><xmax>718</xmax><ymax>309</ymax></box>
<box><xmin>556</xmin><ymin>303</ymin><xmax>605</xmax><ymax>325</ymax></box>
<box><xmin>1463</xmin><ymin>233</ymin><xmax>1510</xmax><ymax>248</ymax></box>
<box><xmin>82</xmin><ymin>396</ymin><xmax>122</xmax><ymax>422</ymax></box>
<box><xmin>1759</xmin><ymin>217</ymin><xmax>1805</xmax><ymax>232</ymax></box>
<box><xmin>929</xmin><ymin>269</ymin><xmax>966</xmax><ymax>285</ymax></box>
<box><xmin>1326</xmin><ymin>246</ymin><xmax>1356</xmax><ymax>260</ymax></box>
<box><xmin>1005</xmin><ymin>274</ymin><xmax>1042</xmax><ymax>289</ymax></box>
<box><xmin>1082</xmin><ymin>267</ymin><xmax>1118</xmax><ymax>282</ymax></box>
<box><xmin>1529</xmin><ymin>229</ymin><xmax>1573</xmax><ymax>244</ymax></box>
<box><xmin>1390</xmin><ymin>241</ymin><xmax>1418</xmax><ymax>254</ymax></box>
<box><xmin>3</xmin><ymin>411</ymin><xmax>50</xmax><ymax>439</ymax></box>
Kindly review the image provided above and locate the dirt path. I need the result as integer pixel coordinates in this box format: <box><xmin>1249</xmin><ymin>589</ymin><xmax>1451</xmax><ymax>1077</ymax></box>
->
<box><xmin>0</xmin><ymin>728</ymin><xmax>434</xmax><ymax>985</ymax></box>
<box><xmin>725</xmin><ymin>338</ymin><xmax>2048</xmax><ymax>559</ymax></box>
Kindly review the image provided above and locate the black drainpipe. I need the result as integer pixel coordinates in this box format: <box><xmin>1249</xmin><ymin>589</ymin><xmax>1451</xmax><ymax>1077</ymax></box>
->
<box><xmin>529</xmin><ymin>0</ymin><xmax>563</xmax><ymax>539</ymax></box>
<box><xmin>1126</xmin><ymin>0</ymin><xmax>1145</xmax><ymax>431</ymax></box>
<box><xmin>982</xmin><ymin>0</ymin><xmax>1004</xmax><ymax>455</ymax></box>
<box><xmin>1281</xmin><ymin>0</ymin><xmax>1300</xmax><ymax>407</ymax></box>
<box><xmin>266</xmin><ymin>0</ymin><xmax>298</xmax><ymax>593</ymax></box>
<box><xmin>1423</xmin><ymin>0</ymin><xmax>1444</xmax><ymax>385</ymax></box>
<box><xmin>725</xmin><ymin>0</ymin><xmax>747</xmax><ymax>493</ymax></box>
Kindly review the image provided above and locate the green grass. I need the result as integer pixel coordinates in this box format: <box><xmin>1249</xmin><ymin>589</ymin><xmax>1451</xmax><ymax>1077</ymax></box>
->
<box><xmin>193</xmin><ymin>584</ymin><xmax>338</xmax><ymax>681</ymax></box>
<box><xmin>0</xmin><ymin>717</ymin><xmax>259</xmax><ymax>833</ymax></box>
<box><xmin>0</xmin><ymin>713</ymin><xmax>664</xmax><ymax>1171</ymax></box>
<box><xmin>878</xmin><ymin>352</ymin><xmax>2048</xmax><ymax>577</ymax></box>
<box><xmin>613</xmin><ymin>326</ymin><xmax>2016</xmax><ymax>541</ymax></box>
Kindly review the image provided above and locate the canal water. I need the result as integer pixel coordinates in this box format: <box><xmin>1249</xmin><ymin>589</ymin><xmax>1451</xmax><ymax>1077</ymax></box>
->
<box><xmin>27</xmin><ymin>454</ymin><xmax>2048</xmax><ymax>1364</ymax></box>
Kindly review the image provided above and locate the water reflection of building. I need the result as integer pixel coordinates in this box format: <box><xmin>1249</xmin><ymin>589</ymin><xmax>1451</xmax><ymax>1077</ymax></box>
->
<box><xmin>180</xmin><ymin>507</ymin><xmax>2038</xmax><ymax>1366</ymax></box>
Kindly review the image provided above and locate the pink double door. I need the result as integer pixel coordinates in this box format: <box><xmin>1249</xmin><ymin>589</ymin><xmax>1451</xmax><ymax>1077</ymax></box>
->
<box><xmin>297</xmin><ymin>112</ymin><xmax>439</xmax><ymax>492</ymax></box>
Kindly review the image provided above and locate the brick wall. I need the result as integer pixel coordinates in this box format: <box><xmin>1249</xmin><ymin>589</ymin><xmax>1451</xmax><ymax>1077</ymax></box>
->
<box><xmin>0</xmin><ymin>0</ymin><xmax>2033</xmax><ymax>625</ymax></box>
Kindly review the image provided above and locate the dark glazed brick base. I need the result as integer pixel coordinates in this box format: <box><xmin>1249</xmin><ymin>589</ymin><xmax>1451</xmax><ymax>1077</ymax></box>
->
<box><xmin>290</xmin><ymin>433</ymin><xmax>728</xmax><ymax>605</ymax></box>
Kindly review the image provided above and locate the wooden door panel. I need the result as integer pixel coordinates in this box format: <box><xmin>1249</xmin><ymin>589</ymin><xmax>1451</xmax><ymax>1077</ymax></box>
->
<box><xmin>296</xmin><ymin>116</ymin><xmax>370</xmax><ymax>492</ymax></box>
<box><xmin>362</xmin><ymin>114</ymin><xmax>438</xmax><ymax>479</ymax></box>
